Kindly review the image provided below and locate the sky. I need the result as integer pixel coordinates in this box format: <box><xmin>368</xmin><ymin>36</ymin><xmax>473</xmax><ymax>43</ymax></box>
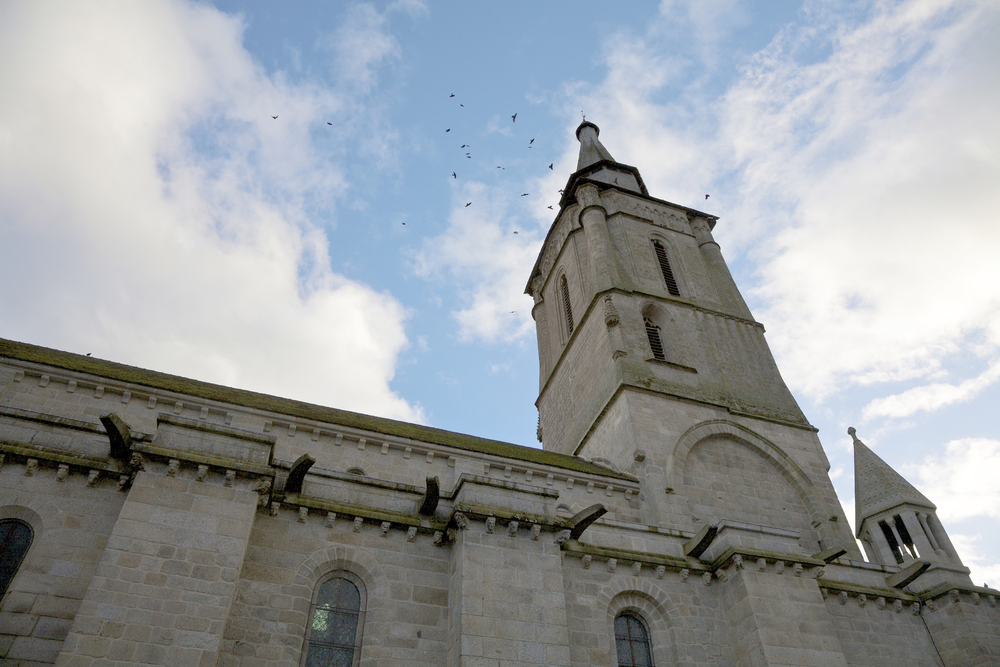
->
<box><xmin>1</xmin><ymin>0</ymin><xmax>998</xmax><ymax>586</ymax></box>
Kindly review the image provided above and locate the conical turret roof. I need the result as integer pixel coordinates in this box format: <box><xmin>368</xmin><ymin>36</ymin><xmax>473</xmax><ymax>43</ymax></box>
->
<box><xmin>851</xmin><ymin>427</ymin><xmax>935</xmax><ymax>536</ymax></box>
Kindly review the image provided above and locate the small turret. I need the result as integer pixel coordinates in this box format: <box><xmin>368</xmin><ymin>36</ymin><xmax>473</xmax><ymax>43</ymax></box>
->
<box><xmin>851</xmin><ymin>427</ymin><xmax>961</xmax><ymax>568</ymax></box>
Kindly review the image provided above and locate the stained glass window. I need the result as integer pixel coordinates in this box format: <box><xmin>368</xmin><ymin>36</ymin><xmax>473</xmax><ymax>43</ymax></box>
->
<box><xmin>0</xmin><ymin>519</ymin><xmax>33</xmax><ymax>598</ymax></box>
<box><xmin>615</xmin><ymin>612</ymin><xmax>653</xmax><ymax>667</ymax></box>
<box><xmin>304</xmin><ymin>575</ymin><xmax>364</xmax><ymax>667</ymax></box>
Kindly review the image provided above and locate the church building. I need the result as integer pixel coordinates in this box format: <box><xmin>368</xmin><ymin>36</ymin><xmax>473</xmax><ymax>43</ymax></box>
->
<box><xmin>1</xmin><ymin>122</ymin><xmax>998</xmax><ymax>666</ymax></box>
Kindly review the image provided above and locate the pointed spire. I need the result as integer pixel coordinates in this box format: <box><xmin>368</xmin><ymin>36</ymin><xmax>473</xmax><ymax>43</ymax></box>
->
<box><xmin>851</xmin><ymin>427</ymin><xmax>935</xmax><ymax>535</ymax></box>
<box><xmin>575</xmin><ymin>121</ymin><xmax>615</xmax><ymax>170</ymax></box>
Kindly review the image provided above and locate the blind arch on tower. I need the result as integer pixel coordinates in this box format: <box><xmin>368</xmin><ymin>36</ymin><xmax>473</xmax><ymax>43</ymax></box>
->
<box><xmin>650</xmin><ymin>238</ymin><xmax>681</xmax><ymax>297</ymax></box>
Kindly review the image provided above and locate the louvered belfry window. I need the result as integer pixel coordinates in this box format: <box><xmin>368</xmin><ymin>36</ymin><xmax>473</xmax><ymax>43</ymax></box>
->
<box><xmin>560</xmin><ymin>275</ymin><xmax>574</xmax><ymax>336</ymax></box>
<box><xmin>652</xmin><ymin>240</ymin><xmax>680</xmax><ymax>296</ymax></box>
<box><xmin>615</xmin><ymin>613</ymin><xmax>653</xmax><ymax>667</ymax></box>
<box><xmin>644</xmin><ymin>317</ymin><xmax>665</xmax><ymax>361</ymax></box>
<box><xmin>0</xmin><ymin>519</ymin><xmax>33</xmax><ymax>598</ymax></box>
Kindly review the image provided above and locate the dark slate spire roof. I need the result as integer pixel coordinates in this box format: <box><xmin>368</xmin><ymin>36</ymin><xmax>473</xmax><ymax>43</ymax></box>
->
<box><xmin>851</xmin><ymin>427</ymin><xmax>935</xmax><ymax>535</ymax></box>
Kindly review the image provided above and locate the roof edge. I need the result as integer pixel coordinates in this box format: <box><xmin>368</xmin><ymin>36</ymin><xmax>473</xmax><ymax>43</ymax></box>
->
<box><xmin>0</xmin><ymin>337</ymin><xmax>635</xmax><ymax>481</ymax></box>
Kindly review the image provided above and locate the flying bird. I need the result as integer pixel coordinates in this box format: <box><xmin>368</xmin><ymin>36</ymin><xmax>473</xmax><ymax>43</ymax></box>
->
<box><xmin>401</xmin><ymin>222</ymin><xmax>406</xmax><ymax>225</ymax></box>
<box><xmin>511</xmin><ymin>113</ymin><xmax>517</xmax><ymax>123</ymax></box>
<box><xmin>497</xmin><ymin>166</ymin><xmax>505</xmax><ymax>170</ymax></box>
<box><xmin>452</xmin><ymin>172</ymin><xmax>456</xmax><ymax>179</ymax></box>
<box><xmin>461</xmin><ymin>144</ymin><xmax>468</xmax><ymax>148</ymax></box>
<box><xmin>547</xmin><ymin>206</ymin><xmax>554</xmax><ymax>210</ymax></box>
<box><xmin>549</xmin><ymin>163</ymin><xmax>553</xmax><ymax>170</ymax></box>
<box><xmin>271</xmin><ymin>115</ymin><xmax>278</xmax><ymax>119</ymax></box>
<box><xmin>558</xmin><ymin>189</ymin><xmax>564</xmax><ymax>194</ymax></box>
<box><xmin>465</xmin><ymin>202</ymin><xmax>472</xmax><ymax>207</ymax></box>
<box><xmin>450</xmin><ymin>94</ymin><xmax>455</xmax><ymax>97</ymax></box>
<box><xmin>529</xmin><ymin>138</ymin><xmax>534</xmax><ymax>145</ymax></box>
<box><xmin>520</xmin><ymin>193</ymin><xmax>529</xmax><ymax>197</ymax></box>
<box><xmin>513</xmin><ymin>231</ymin><xmax>518</xmax><ymax>234</ymax></box>
<box><xmin>327</xmin><ymin>122</ymin><xmax>332</xmax><ymax>126</ymax></box>
<box><xmin>86</xmin><ymin>353</ymin><xmax>92</xmax><ymax>357</ymax></box>
<box><xmin>705</xmin><ymin>194</ymin><xmax>709</xmax><ymax>199</ymax></box>
<box><xmin>446</xmin><ymin>128</ymin><xmax>451</xmax><ymax>132</ymax></box>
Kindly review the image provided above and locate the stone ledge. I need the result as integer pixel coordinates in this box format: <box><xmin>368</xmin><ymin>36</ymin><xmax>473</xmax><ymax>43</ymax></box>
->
<box><xmin>0</xmin><ymin>406</ymin><xmax>105</xmax><ymax>434</ymax></box>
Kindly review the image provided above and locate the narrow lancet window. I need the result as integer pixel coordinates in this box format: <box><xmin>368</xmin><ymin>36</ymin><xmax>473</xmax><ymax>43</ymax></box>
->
<box><xmin>614</xmin><ymin>612</ymin><xmax>653</xmax><ymax>667</ymax></box>
<box><xmin>0</xmin><ymin>519</ymin><xmax>33</xmax><ymax>598</ymax></box>
<box><xmin>304</xmin><ymin>575</ymin><xmax>365</xmax><ymax>667</ymax></box>
<box><xmin>645</xmin><ymin>317</ymin><xmax>665</xmax><ymax>361</ymax></box>
<box><xmin>652</xmin><ymin>240</ymin><xmax>680</xmax><ymax>297</ymax></box>
<box><xmin>560</xmin><ymin>275</ymin><xmax>574</xmax><ymax>336</ymax></box>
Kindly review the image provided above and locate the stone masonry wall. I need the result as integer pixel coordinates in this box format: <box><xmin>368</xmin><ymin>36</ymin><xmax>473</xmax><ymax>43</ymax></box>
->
<box><xmin>53</xmin><ymin>466</ymin><xmax>259</xmax><ymax>667</ymax></box>
<box><xmin>220</xmin><ymin>504</ymin><xmax>450</xmax><ymax>667</ymax></box>
<box><xmin>1</xmin><ymin>460</ymin><xmax>124</xmax><ymax>666</ymax></box>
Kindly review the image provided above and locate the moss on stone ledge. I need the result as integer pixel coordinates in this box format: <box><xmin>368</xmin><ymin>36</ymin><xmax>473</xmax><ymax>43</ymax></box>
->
<box><xmin>1</xmin><ymin>338</ymin><xmax>633</xmax><ymax>480</ymax></box>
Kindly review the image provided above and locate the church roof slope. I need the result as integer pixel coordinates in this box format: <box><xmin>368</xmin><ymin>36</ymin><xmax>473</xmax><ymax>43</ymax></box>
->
<box><xmin>0</xmin><ymin>337</ymin><xmax>634</xmax><ymax>481</ymax></box>
<box><xmin>851</xmin><ymin>427</ymin><xmax>934</xmax><ymax>534</ymax></box>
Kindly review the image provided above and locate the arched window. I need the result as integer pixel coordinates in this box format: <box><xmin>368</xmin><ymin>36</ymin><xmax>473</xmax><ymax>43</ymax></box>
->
<box><xmin>644</xmin><ymin>317</ymin><xmax>665</xmax><ymax>361</ymax></box>
<box><xmin>651</xmin><ymin>240</ymin><xmax>680</xmax><ymax>297</ymax></box>
<box><xmin>303</xmin><ymin>573</ymin><xmax>366</xmax><ymax>667</ymax></box>
<box><xmin>560</xmin><ymin>274</ymin><xmax>574</xmax><ymax>336</ymax></box>
<box><xmin>0</xmin><ymin>519</ymin><xmax>33</xmax><ymax>598</ymax></box>
<box><xmin>614</xmin><ymin>612</ymin><xmax>653</xmax><ymax>667</ymax></box>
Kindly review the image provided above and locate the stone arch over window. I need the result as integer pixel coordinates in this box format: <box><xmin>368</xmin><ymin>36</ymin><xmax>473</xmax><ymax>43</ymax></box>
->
<box><xmin>647</xmin><ymin>234</ymin><xmax>685</xmax><ymax>297</ymax></box>
<box><xmin>0</xmin><ymin>505</ymin><xmax>42</xmax><ymax>600</ymax></box>
<box><xmin>302</xmin><ymin>571</ymin><xmax>367</xmax><ymax>667</ymax></box>
<box><xmin>601</xmin><ymin>588</ymin><xmax>676</xmax><ymax>667</ymax></box>
<box><xmin>296</xmin><ymin>547</ymin><xmax>387</xmax><ymax>666</ymax></box>
<box><xmin>669</xmin><ymin>421</ymin><xmax>823</xmax><ymax>538</ymax></box>
<box><xmin>641</xmin><ymin>304</ymin><xmax>671</xmax><ymax>362</ymax></box>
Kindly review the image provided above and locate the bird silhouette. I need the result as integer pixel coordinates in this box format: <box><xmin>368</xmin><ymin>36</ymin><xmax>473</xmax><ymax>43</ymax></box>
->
<box><xmin>705</xmin><ymin>194</ymin><xmax>709</xmax><ymax>199</ymax></box>
<box><xmin>549</xmin><ymin>163</ymin><xmax>553</xmax><ymax>170</ymax></box>
<box><xmin>529</xmin><ymin>138</ymin><xmax>534</xmax><ymax>145</ymax></box>
<box><xmin>450</xmin><ymin>94</ymin><xmax>455</xmax><ymax>97</ymax></box>
<box><xmin>446</xmin><ymin>128</ymin><xmax>451</xmax><ymax>132</ymax></box>
<box><xmin>401</xmin><ymin>222</ymin><xmax>406</xmax><ymax>225</ymax></box>
<box><xmin>513</xmin><ymin>231</ymin><xmax>518</xmax><ymax>234</ymax></box>
<box><xmin>511</xmin><ymin>113</ymin><xmax>517</xmax><ymax>123</ymax></box>
<box><xmin>452</xmin><ymin>172</ymin><xmax>456</xmax><ymax>179</ymax></box>
<box><xmin>520</xmin><ymin>193</ymin><xmax>529</xmax><ymax>197</ymax></box>
<box><xmin>510</xmin><ymin>311</ymin><xmax>516</xmax><ymax>314</ymax></box>
<box><xmin>271</xmin><ymin>115</ymin><xmax>278</xmax><ymax>119</ymax></box>
<box><xmin>547</xmin><ymin>206</ymin><xmax>554</xmax><ymax>210</ymax></box>
<box><xmin>497</xmin><ymin>166</ymin><xmax>505</xmax><ymax>170</ymax></box>
<box><xmin>86</xmin><ymin>353</ymin><xmax>92</xmax><ymax>357</ymax></box>
<box><xmin>461</xmin><ymin>144</ymin><xmax>468</xmax><ymax>148</ymax></box>
<box><xmin>327</xmin><ymin>122</ymin><xmax>332</xmax><ymax>126</ymax></box>
<box><xmin>558</xmin><ymin>189</ymin><xmax>564</xmax><ymax>194</ymax></box>
<box><xmin>465</xmin><ymin>202</ymin><xmax>472</xmax><ymax>207</ymax></box>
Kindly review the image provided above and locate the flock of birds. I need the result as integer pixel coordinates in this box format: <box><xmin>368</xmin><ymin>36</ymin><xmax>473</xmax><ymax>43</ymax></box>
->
<box><xmin>269</xmin><ymin>104</ymin><xmax>711</xmax><ymax>232</ymax></box>
<box><xmin>439</xmin><ymin>93</ymin><xmax>560</xmax><ymax>220</ymax></box>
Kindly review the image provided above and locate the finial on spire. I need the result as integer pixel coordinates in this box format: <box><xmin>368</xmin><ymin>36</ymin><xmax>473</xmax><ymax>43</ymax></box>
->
<box><xmin>848</xmin><ymin>426</ymin><xmax>861</xmax><ymax>446</ymax></box>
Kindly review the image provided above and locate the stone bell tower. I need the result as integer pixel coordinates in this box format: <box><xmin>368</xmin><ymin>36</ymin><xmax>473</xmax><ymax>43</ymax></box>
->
<box><xmin>526</xmin><ymin>122</ymin><xmax>859</xmax><ymax>554</ymax></box>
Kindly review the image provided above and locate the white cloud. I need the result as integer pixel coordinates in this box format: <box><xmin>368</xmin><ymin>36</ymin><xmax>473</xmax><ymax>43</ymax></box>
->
<box><xmin>725</xmin><ymin>2</ymin><xmax>1000</xmax><ymax>402</ymax></box>
<box><xmin>862</xmin><ymin>360</ymin><xmax>1000</xmax><ymax>420</ymax></box>
<box><xmin>0</xmin><ymin>0</ymin><xmax>422</xmax><ymax>421</ymax></box>
<box><xmin>949</xmin><ymin>532</ymin><xmax>1000</xmax><ymax>589</ymax></box>
<box><xmin>904</xmin><ymin>438</ymin><xmax>1000</xmax><ymax>523</ymax></box>
<box><xmin>413</xmin><ymin>183</ymin><xmax>538</xmax><ymax>343</ymax></box>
